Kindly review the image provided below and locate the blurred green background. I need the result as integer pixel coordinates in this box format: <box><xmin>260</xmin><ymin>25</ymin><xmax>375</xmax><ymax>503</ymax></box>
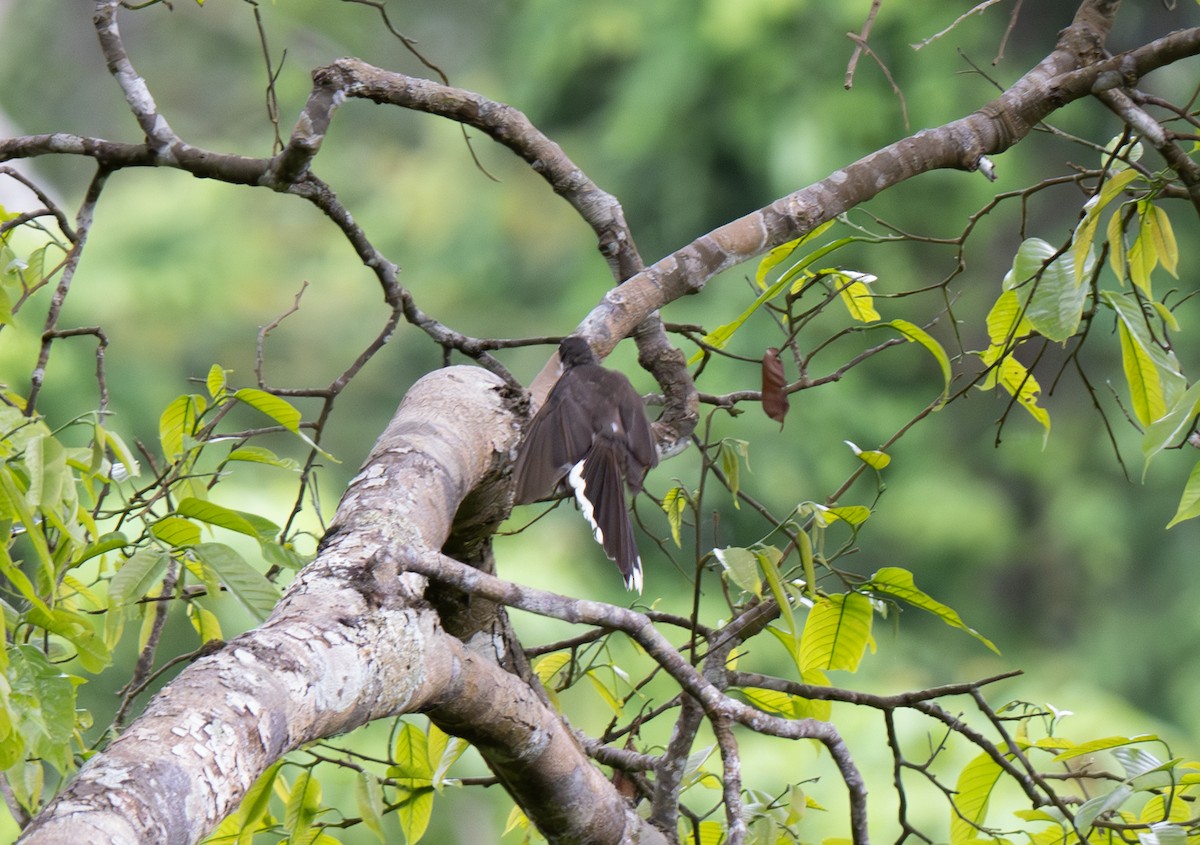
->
<box><xmin>3</xmin><ymin>1</ymin><xmax>1200</xmax><ymax>841</ymax></box>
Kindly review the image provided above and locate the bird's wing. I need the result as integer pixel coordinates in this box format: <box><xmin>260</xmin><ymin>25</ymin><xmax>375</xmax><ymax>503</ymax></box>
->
<box><xmin>614</xmin><ymin>378</ymin><xmax>658</xmax><ymax>494</ymax></box>
<box><xmin>512</xmin><ymin>379</ymin><xmax>597</xmax><ymax>503</ymax></box>
<box><xmin>570</xmin><ymin>437</ymin><xmax>643</xmax><ymax>593</ymax></box>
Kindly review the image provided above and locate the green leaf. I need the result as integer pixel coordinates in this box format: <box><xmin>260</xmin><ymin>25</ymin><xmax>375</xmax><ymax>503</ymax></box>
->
<box><xmin>1102</xmin><ymin>291</ymin><xmax>1187</xmax><ymax>428</ymax></box>
<box><xmin>585</xmin><ymin>669</ymin><xmax>622</xmax><ymax>715</ymax></box>
<box><xmin>176</xmin><ymin>497</ymin><xmax>268</xmax><ymax>539</ymax></box>
<box><xmin>206</xmin><ymin>364</ymin><xmax>228</xmax><ymax>399</ymax></box>
<box><xmin>830</xmin><ymin>270</ymin><xmax>880</xmax><ymax>323</ymax></box>
<box><xmin>24</xmin><ymin>433</ymin><xmax>67</xmax><ymax>509</ymax></box>
<box><xmin>1075</xmin><ymin>784</ymin><xmax>1134</xmax><ymax>831</ymax></box>
<box><xmin>717</xmin><ymin>438</ymin><xmax>750</xmax><ymax>507</ymax></box>
<box><xmin>6</xmin><ymin>645</ymin><xmax>79</xmax><ymax>774</ymax></box>
<box><xmin>74</xmin><ymin>533</ymin><xmax>128</xmax><ymax>568</ymax></box>
<box><xmin>428</xmin><ymin>723</ymin><xmax>467</xmax><ymax>789</ymax></box>
<box><xmin>232</xmin><ymin>759</ymin><xmax>283</xmax><ymax>842</ymax></box>
<box><xmin>357</xmin><ymin>772</ymin><xmax>388</xmax><ymax>843</ymax></box>
<box><xmin>823</xmin><ymin>505</ymin><xmax>871</xmax><ymax>527</ymax></box>
<box><xmin>532</xmin><ymin>652</ymin><xmax>571</xmax><ymax>687</ymax></box>
<box><xmin>0</xmin><ymin>537</ymin><xmax>51</xmax><ymax>615</ymax></box>
<box><xmin>714</xmin><ymin>546</ymin><xmax>761</xmax><ymax>597</ymax></box>
<box><xmin>396</xmin><ymin>788</ymin><xmax>434</xmax><ymax>845</ymax></box>
<box><xmin>151</xmin><ymin>516</ymin><xmax>201</xmax><ymax>548</ymax></box>
<box><xmin>844</xmin><ymin>440</ymin><xmax>890</xmax><ymax>470</ymax></box>
<box><xmin>159</xmin><ymin>394</ymin><xmax>205</xmax><ymax>462</ymax></box>
<box><xmin>191</xmin><ymin>543</ymin><xmax>280</xmax><ymax>621</ymax></box>
<box><xmin>1142</xmin><ymin>380</ymin><xmax>1200</xmax><ymax>470</ymax></box>
<box><xmin>799</xmin><ymin>593</ymin><xmax>873</xmax><ymax>673</ymax></box>
<box><xmin>223</xmin><ymin>445</ymin><xmax>299</xmax><ymax>470</ymax></box>
<box><xmin>1003</xmin><ymin>238</ymin><xmax>1090</xmax><ymax>343</ymax></box>
<box><xmin>660</xmin><ymin>486</ymin><xmax>688</xmax><ymax>548</ymax></box>
<box><xmin>235</xmin><ymin>388</ymin><xmax>301</xmax><ymax>433</ymax></box>
<box><xmin>881</xmin><ymin>319</ymin><xmax>951</xmax><ymax>406</ymax></box>
<box><xmin>950</xmin><ymin>752</ymin><xmax>1005</xmax><ymax>845</ymax></box>
<box><xmin>1145</xmin><ymin>203</ymin><xmax>1178</xmax><ymax>278</ymax></box>
<box><xmin>1166</xmin><ymin>460</ymin><xmax>1200</xmax><ymax>528</ymax></box>
<box><xmin>1052</xmin><ymin>734</ymin><xmax>1160</xmax><ymax>762</ymax></box>
<box><xmin>867</xmin><ymin>567</ymin><xmax>999</xmax><ymax>653</ymax></box>
<box><xmin>1117</xmin><ymin>319</ymin><xmax>1164</xmax><ymax>428</ymax></box>
<box><xmin>99</xmin><ymin>425</ymin><xmax>141</xmax><ymax>480</ymax></box>
<box><xmin>26</xmin><ymin>605</ymin><xmax>110</xmax><ymax>673</ymax></box>
<box><xmin>284</xmin><ymin>769</ymin><xmax>321</xmax><ymax>837</ymax></box>
<box><xmin>1072</xmin><ymin>168</ymin><xmax>1139</xmax><ymax>284</ymax></box>
<box><xmin>392</xmin><ymin>721</ymin><xmax>434</xmax><ymax>789</ymax></box>
<box><xmin>754</xmin><ymin>220</ymin><xmax>835</xmax><ymax>288</ymax></box>
<box><xmin>109</xmin><ymin>549</ymin><xmax>170</xmax><ymax>607</ymax></box>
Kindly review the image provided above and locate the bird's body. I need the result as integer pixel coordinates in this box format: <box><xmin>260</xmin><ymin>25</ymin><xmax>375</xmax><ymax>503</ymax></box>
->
<box><xmin>513</xmin><ymin>337</ymin><xmax>658</xmax><ymax>591</ymax></box>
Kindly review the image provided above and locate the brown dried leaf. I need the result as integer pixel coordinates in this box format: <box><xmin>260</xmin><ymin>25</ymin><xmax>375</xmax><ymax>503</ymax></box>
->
<box><xmin>762</xmin><ymin>347</ymin><xmax>789</xmax><ymax>426</ymax></box>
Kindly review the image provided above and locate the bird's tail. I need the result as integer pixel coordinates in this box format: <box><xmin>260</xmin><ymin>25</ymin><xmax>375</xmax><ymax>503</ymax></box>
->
<box><xmin>567</xmin><ymin>438</ymin><xmax>643</xmax><ymax>593</ymax></box>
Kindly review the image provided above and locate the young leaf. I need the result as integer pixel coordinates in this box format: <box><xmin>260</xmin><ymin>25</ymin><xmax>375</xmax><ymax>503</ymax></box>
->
<box><xmin>186</xmin><ymin>602</ymin><xmax>223</xmax><ymax>643</ymax></box>
<box><xmin>356</xmin><ymin>772</ymin><xmax>388</xmax><ymax>843</ymax></box>
<box><xmin>799</xmin><ymin>593</ymin><xmax>873</xmax><ymax>673</ymax></box>
<box><xmin>1118</xmin><ymin>319</ymin><xmax>1165</xmax><ymax>428</ymax></box>
<box><xmin>950</xmin><ymin>752</ymin><xmax>1005</xmax><ymax>845</ymax></box>
<box><xmin>844</xmin><ymin>440</ymin><xmax>890</xmax><ymax>470</ymax></box>
<box><xmin>714</xmin><ymin>546</ymin><xmax>762</xmax><ymax>597</ymax></box>
<box><xmin>1166</xmin><ymin>459</ymin><xmax>1200</xmax><ymax>528</ymax></box>
<box><xmin>754</xmin><ymin>220</ymin><xmax>835</xmax><ymax>288</ymax></box>
<box><xmin>392</xmin><ymin>721</ymin><xmax>434</xmax><ymax>789</ymax></box>
<box><xmin>191</xmin><ymin>542</ymin><xmax>280</xmax><ymax>621</ymax></box>
<box><xmin>397</xmin><ymin>788</ymin><xmax>434</xmax><ymax>845</ymax></box>
<box><xmin>151</xmin><ymin>516</ymin><xmax>201</xmax><ymax>548</ymax></box>
<box><xmin>867</xmin><ymin>567</ymin><xmax>999</xmax><ymax>653</ymax></box>
<box><xmin>234</xmin><ymin>388</ymin><xmax>302</xmax><ymax>433</ymax></box>
<box><xmin>660</xmin><ymin>486</ymin><xmax>689</xmax><ymax>548</ymax></box>
<box><xmin>717</xmin><ymin>438</ymin><xmax>750</xmax><ymax>505</ymax></box>
<box><xmin>283</xmin><ymin>769</ymin><xmax>321</xmax><ymax>837</ymax></box>
<box><xmin>1072</xmin><ymin>168</ymin><xmax>1139</xmax><ymax>284</ymax></box>
<box><xmin>532</xmin><ymin>652</ymin><xmax>572</xmax><ymax>687</ymax></box>
<box><xmin>761</xmin><ymin>348</ymin><xmax>789</xmax><ymax>426</ymax></box>
<box><xmin>159</xmin><ymin>394</ymin><xmax>205</xmax><ymax>462</ymax></box>
<box><xmin>206</xmin><ymin>364</ymin><xmax>228</xmax><ymax>400</ymax></box>
<box><xmin>831</xmin><ymin>271</ymin><xmax>880</xmax><ymax>323</ymax></box>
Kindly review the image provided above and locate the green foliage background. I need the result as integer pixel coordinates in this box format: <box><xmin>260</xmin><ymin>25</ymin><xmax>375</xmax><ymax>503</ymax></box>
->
<box><xmin>2</xmin><ymin>1</ymin><xmax>1200</xmax><ymax>842</ymax></box>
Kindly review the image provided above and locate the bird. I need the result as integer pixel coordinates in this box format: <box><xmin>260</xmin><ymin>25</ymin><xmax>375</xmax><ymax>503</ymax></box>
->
<box><xmin>513</xmin><ymin>336</ymin><xmax>659</xmax><ymax>592</ymax></box>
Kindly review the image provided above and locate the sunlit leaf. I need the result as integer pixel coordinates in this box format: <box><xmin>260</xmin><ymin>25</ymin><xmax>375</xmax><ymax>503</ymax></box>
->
<box><xmin>206</xmin><ymin>364</ymin><xmax>228</xmax><ymax>400</ymax></box>
<box><xmin>831</xmin><ymin>271</ymin><xmax>880</xmax><ymax>323</ymax></box>
<box><xmin>950</xmin><ymin>752</ymin><xmax>1005</xmax><ymax>845</ymax></box>
<box><xmin>799</xmin><ymin>593</ymin><xmax>873</xmax><ymax>672</ymax></box>
<box><xmin>186</xmin><ymin>602</ymin><xmax>223</xmax><ymax>643</ymax></box>
<box><xmin>177</xmin><ymin>497</ymin><xmax>270</xmax><ymax>539</ymax></box>
<box><xmin>754</xmin><ymin>220</ymin><xmax>836</xmax><ymax>288</ymax></box>
<box><xmin>867</xmin><ymin>567</ymin><xmax>999</xmax><ymax>653</ymax></box>
<box><xmin>1073</xmin><ymin>168</ymin><xmax>1139</xmax><ymax>284</ymax></box>
<box><xmin>1053</xmin><ymin>735</ymin><xmax>1159</xmax><ymax>762</ymax></box>
<box><xmin>1166</xmin><ymin>460</ymin><xmax>1200</xmax><ymax>528</ymax></box>
<box><xmin>532</xmin><ymin>652</ymin><xmax>572</xmax><ymax>687</ymax></box>
<box><xmin>1118</xmin><ymin>319</ymin><xmax>1165</xmax><ymax>428</ymax></box>
<box><xmin>823</xmin><ymin>505</ymin><xmax>871</xmax><ymax>527</ymax></box>
<box><xmin>845</xmin><ymin>440</ymin><xmax>890</xmax><ymax>470</ymax></box>
<box><xmin>223</xmin><ymin>445</ymin><xmax>299</xmax><ymax>470</ymax></box>
<box><xmin>1145</xmin><ymin>203</ymin><xmax>1178</xmax><ymax>278</ymax></box>
<box><xmin>661</xmin><ymin>486</ymin><xmax>688</xmax><ymax>547</ymax></box>
<box><xmin>159</xmin><ymin>394</ymin><xmax>205</xmax><ymax>462</ymax></box>
<box><xmin>392</xmin><ymin>721</ymin><xmax>433</xmax><ymax>789</ymax></box>
<box><xmin>151</xmin><ymin>516</ymin><xmax>201</xmax><ymax>548</ymax></box>
<box><xmin>283</xmin><ymin>769</ymin><xmax>321</xmax><ymax>838</ymax></box>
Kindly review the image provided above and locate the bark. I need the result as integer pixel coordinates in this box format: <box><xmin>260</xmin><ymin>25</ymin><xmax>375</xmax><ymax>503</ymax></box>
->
<box><xmin>17</xmin><ymin>367</ymin><xmax>665</xmax><ymax>845</ymax></box>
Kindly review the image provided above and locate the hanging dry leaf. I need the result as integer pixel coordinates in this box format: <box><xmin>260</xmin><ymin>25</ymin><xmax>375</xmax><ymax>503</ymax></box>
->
<box><xmin>761</xmin><ymin>347</ymin><xmax>789</xmax><ymax>426</ymax></box>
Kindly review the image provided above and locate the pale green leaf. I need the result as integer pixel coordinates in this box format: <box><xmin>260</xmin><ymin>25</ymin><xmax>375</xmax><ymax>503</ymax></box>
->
<box><xmin>1108</xmin><ymin>203</ymin><xmax>1129</xmax><ymax>283</ymax></box>
<box><xmin>832</xmin><ymin>272</ymin><xmax>880</xmax><ymax>323</ymax></box>
<box><xmin>867</xmin><ymin>567</ymin><xmax>999</xmax><ymax>653</ymax></box>
<box><xmin>206</xmin><ymin>364</ymin><xmax>228</xmax><ymax>399</ymax></box>
<box><xmin>234</xmin><ymin>388</ymin><xmax>301</xmax><ymax>433</ymax></box>
<box><xmin>159</xmin><ymin>394</ymin><xmax>205</xmax><ymax>462</ymax></box>
<box><xmin>1103</xmin><ymin>291</ymin><xmax>1187</xmax><ymax>423</ymax></box>
<box><xmin>844</xmin><ymin>440</ymin><xmax>890</xmax><ymax>470</ymax></box>
<box><xmin>1052</xmin><ymin>735</ymin><xmax>1159</xmax><ymax>762</ymax></box>
<box><xmin>283</xmin><ymin>770</ymin><xmax>321</xmax><ymax>836</ymax></box>
<box><xmin>717</xmin><ymin>438</ymin><xmax>749</xmax><ymax>507</ymax></box>
<box><xmin>151</xmin><ymin>516</ymin><xmax>201</xmax><ymax>548</ymax></box>
<box><xmin>714</xmin><ymin>546</ymin><xmax>761</xmax><ymax>597</ymax></box>
<box><xmin>397</xmin><ymin>788</ymin><xmax>434</xmax><ymax>845</ymax></box>
<box><xmin>1146</xmin><ymin>203</ymin><xmax>1178</xmax><ymax>278</ymax></box>
<box><xmin>1166</xmin><ymin>459</ymin><xmax>1200</xmax><ymax>528</ymax></box>
<box><xmin>823</xmin><ymin>505</ymin><xmax>871</xmax><ymax>527</ymax></box>
<box><xmin>192</xmin><ymin>542</ymin><xmax>280</xmax><ymax>621</ymax></box>
<box><xmin>754</xmin><ymin>219</ymin><xmax>836</xmax><ymax>288</ymax></box>
<box><xmin>1073</xmin><ymin>168</ymin><xmax>1139</xmax><ymax>284</ymax></box>
<box><xmin>950</xmin><ymin>752</ymin><xmax>1005</xmax><ymax>845</ymax></box>
<box><xmin>24</xmin><ymin>433</ymin><xmax>66</xmax><ymax>509</ymax></box>
<box><xmin>392</xmin><ymin>721</ymin><xmax>433</xmax><ymax>788</ymax></box>
<box><xmin>1075</xmin><ymin>785</ymin><xmax>1133</xmax><ymax>831</ymax></box>
<box><xmin>1004</xmin><ymin>238</ymin><xmax>1090</xmax><ymax>342</ymax></box>
<box><xmin>661</xmin><ymin>486</ymin><xmax>688</xmax><ymax>548</ymax></box>
<box><xmin>585</xmin><ymin>669</ymin><xmax>622</xmax><ymax>715</ymax></box>
<box><xmin>799</xmin><ymin>593</ymin><xmax>873</xmax><ymax>673</ymax></box>
<box><xmin>186</xmin><ymin>602</ymin><xmax>223</xmax><ymax>643</ymax></box>
<box><xmin>532</xmin><ymin>652</ymin><xmax>572</xmax><ymax>687</ymax></box>
<box><xmin>356</xmin><ymin>773</ymin><xmax>388</xmax><ymax>843</ymax></box>
<box><xmin>223</xmin><ymin>445</ymin><xmax>299</xmax><ymax>470</ymax></box>
<box><xmin>1118</xmin><ymin>320</ymin><xmax>1165</xmax><ymax>429</ymax></box>
<box><xmin>109</xmin><ymin>549</ymin><xmax>169</xmax><ymax>607</ymax></box>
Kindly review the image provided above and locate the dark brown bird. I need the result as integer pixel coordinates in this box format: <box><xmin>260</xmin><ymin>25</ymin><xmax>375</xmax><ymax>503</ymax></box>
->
<box><xmin>513</xmin><ymin>336</ymin><xmax>658</xmax><ymax>592</ymax></box>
